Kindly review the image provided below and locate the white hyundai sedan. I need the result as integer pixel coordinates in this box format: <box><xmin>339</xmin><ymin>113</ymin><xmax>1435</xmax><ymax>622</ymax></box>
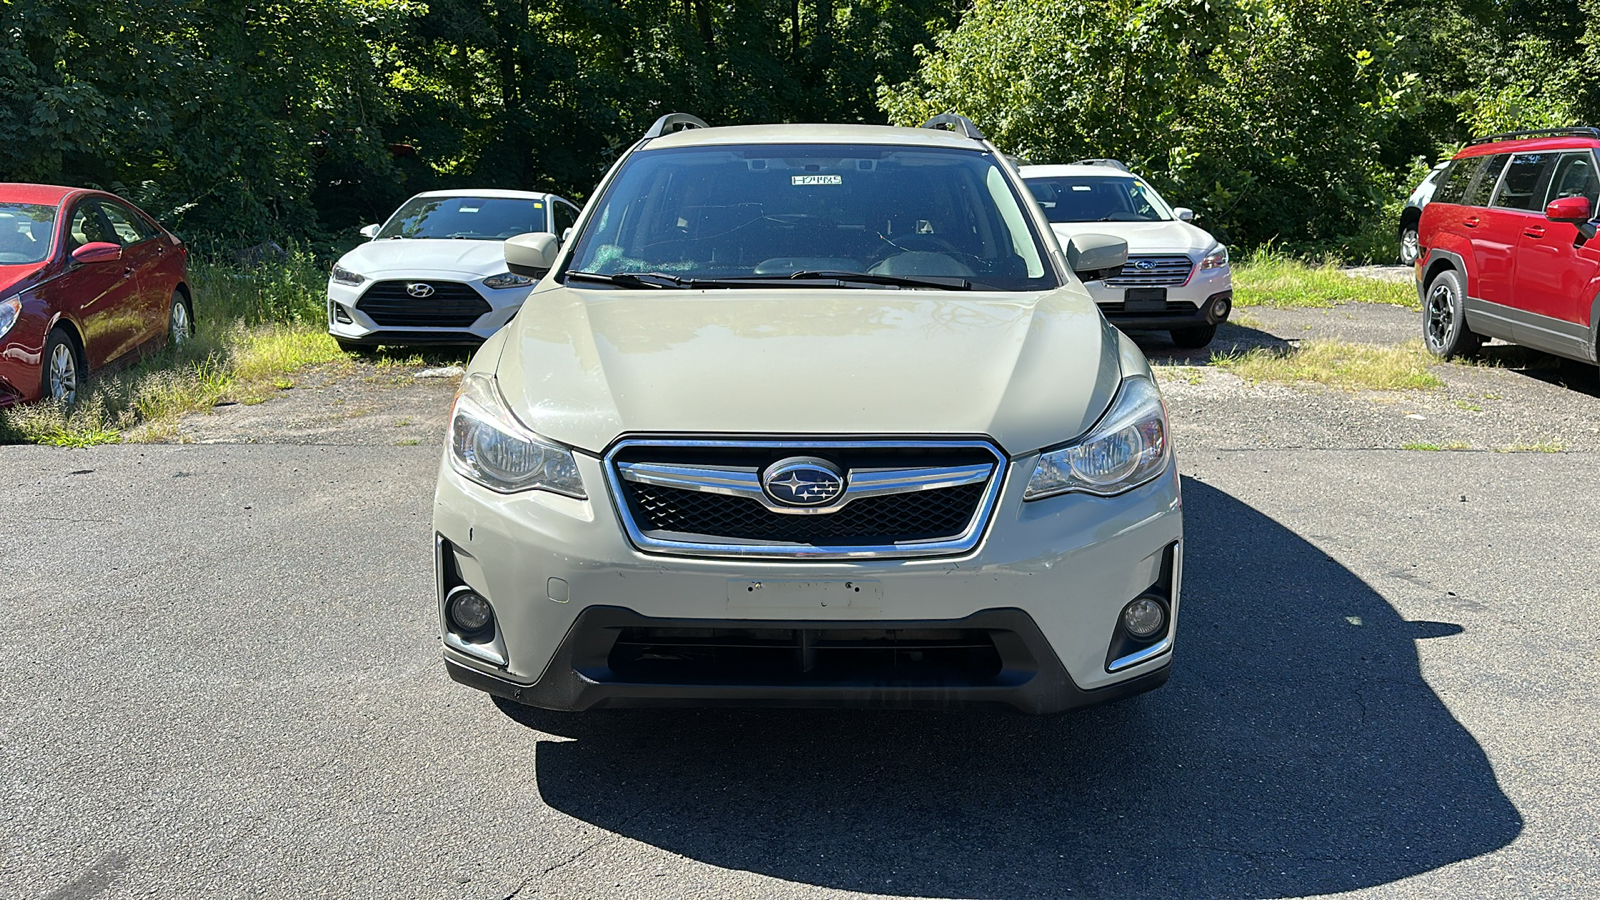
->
<box><xmin>326</xmin><ymin>189</ymin><xmax>582</xmax><ymax>350</ymax></box>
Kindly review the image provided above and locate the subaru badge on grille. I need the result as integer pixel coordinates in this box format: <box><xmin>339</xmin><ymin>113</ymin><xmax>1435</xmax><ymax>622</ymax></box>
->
<box><xmin>761</xmin><ymin>457</ymin><xmax>846</xmax><ymax>507</ymax></box>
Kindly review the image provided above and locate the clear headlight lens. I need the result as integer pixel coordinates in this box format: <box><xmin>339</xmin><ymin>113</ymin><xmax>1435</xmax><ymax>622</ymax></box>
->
<box><xmin>1200</xmin><ymin>245</ymin><xmax>1229</xmax><ymax>270</ymax></box>
<box><xmin>482</xmin><ymin>272</ymin><xmax>535</xmax><ymax>289</ymax></box>
<box><xmin>1024</xmin><ymin>376</ymin><xmax>1169</xmax><ymax>500</ymax></box>
<box><xmin>330</xmin><ymin>264</ymin><xmax>366</xmax><ymax>286</ymax></box>
<box><xmin>449</xmin><ymin>372</ymin><xmax>585</xmax><ymax>497</ymax></box>
<box><xmin>0</xmin><ymin>296</ymin><xmax>20</xmax><ymax>340</ymax></box>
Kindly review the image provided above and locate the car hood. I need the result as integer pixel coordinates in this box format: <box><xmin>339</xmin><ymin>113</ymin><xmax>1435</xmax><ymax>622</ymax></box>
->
<box><xmin>493</xmin><ymin>285</ymin><xmax>1124</xmax><ymax>455</ymax></box>
<box><xmin>0</xmin><ymin>263</ymin><xmax>47</xmax><ymax>297</ymax></box>
<box><xmin>337</xmin><ymin>239</ymin><xmax>514</xmax><ymax>278</ymax></box>
<box><xmin>1048</xmin><ymin>220</ymin><xmax>1217</xmax><ymax>257</ymax></box>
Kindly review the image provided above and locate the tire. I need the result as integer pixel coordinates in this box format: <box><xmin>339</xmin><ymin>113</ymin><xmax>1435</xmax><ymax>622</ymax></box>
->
<box><xmin>168</xmin><ymin>291</ymin><xmax>194</xmax><ymax>346</ymax></box>
<box><xmin>1170</xmin><ymin>323</ymin><xmax>1218</xmax><ymax>349</ymax></box>
<box><xmin>1399</xmin><ymin>225</ymin><xmax>1420</xmax><ymax>265</ymax></box>
<box><xmin>41</xmin><ymin>328</ymin><xmax>83</xmax><ymax>405</ymax></box>
<box><xmin>1422</xmin><ymin>268</ymin><xmax>1480</xmax><ymax>358</ymax></box>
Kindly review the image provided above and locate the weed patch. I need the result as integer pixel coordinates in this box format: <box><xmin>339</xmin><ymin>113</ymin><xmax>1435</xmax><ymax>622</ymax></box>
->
<box><xmin>1214</xmin><ymin>338</ymin><xmax>1444</xmax><ymax>391</ymax></box>
<box><xmin>1234</xmin><ymin>249</ymin><xmax>1417</xmax><ymax>309</ymax></box>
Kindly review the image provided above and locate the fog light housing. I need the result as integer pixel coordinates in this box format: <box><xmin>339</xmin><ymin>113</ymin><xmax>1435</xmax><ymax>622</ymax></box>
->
<box><xmin>448</xmin><ymin>588</ymin><xmax>494</xmax><ymax>634</ymax></box>
<box><xmin>1122</xmin><ymin>595</ymin><xmax>1166</xmax><ymax>639</ymax></box>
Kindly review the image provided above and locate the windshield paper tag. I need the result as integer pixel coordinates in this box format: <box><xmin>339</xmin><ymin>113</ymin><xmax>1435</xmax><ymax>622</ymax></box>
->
<box><xmin>792</xmin><ymin>175</ymin><xmax>842</xmax><ymax>186</ymax></box>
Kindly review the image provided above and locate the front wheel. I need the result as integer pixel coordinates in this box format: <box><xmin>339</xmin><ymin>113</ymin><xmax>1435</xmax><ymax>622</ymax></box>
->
<box><xmin>42</xmin><ymin>328</ymin><xmax>83</xmax><ymax>405</ymax></box>
<box><xmin>168</xmin><ymin>291</ymin><xmax>194</xmax><ymax>346</ymax></box>
<box><xmin>1399</xmin><ymin>226</ymin><xmax>1420</xmax><ymax>265</ymax></box>
<box><xmin>1422</xmin><ymin>269</ymin><xmax>1480</xmax><ymax>358</ymax></box>
<box><xmin>1170</xmin><ymin>323</ymin><xmax>1217</xmax><ymax>349</ymax></box>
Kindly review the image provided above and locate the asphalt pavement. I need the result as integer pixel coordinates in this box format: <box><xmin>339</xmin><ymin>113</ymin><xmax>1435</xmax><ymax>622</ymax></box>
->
<box><xmin>3</xmin><ymin>323</ymin><xmax>1599</xmax><ymax>898</ymax></box>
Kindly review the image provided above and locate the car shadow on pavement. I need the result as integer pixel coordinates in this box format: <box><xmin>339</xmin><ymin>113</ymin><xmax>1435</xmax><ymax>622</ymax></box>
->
<box><xmin>499</xmin><ymin>477</ymin><xmax>1521</xmax><ymax>898</ymax></box>
<box><xmin>1131</xmin><ymin>322</ymin><xmax>1292</xmax><ymax>365</ymax></box>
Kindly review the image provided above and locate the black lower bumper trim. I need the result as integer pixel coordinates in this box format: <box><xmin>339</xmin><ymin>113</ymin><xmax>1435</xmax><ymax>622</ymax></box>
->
<box><xmin>1104</xmin><ymin>291</ymin><xmax>1232</xmax><ymax>331</ymax></box>
<box><xmin>445</xmin><ymin>606</ymin><xmax>1171</xmax><ymax>715</ymax></box>
<box><xmin>333</xmin><ymin>330</ymin><xmax>486</xmax><ymax>347</ymax></box>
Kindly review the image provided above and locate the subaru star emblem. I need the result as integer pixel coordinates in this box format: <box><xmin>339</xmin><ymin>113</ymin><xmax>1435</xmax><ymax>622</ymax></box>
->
<box><xmin>1134</xmin><ymin>259</ymin><xmax>1156</xmax><ymax>270</ymax></box>
<box><xmin>406</xmin><ymin>282</ymin><xmax>436</xmax><ymax>298</ymax></box>
<box><xmin>762</xmin><ymin>457</ymin><xmax>845</xmax><ymax>507</ymax></box>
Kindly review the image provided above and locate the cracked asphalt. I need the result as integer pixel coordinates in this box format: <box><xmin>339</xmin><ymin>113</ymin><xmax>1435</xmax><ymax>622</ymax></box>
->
<box><xmin>3</xmin><ymin>302</ymin><xmax>1599</xmax><ymax>899</ymax></box>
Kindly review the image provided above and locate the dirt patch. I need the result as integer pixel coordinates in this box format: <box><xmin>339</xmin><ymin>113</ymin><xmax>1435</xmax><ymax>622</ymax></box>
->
<box><xmin>173</xmin><ymin>350</ymin><xmax>471</xmax><ymax>446</ymax></box>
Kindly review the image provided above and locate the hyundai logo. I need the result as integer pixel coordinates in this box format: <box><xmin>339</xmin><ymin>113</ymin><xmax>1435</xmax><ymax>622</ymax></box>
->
<box><xmin>761</xmin><ymin>457</ymin><xmax>845</xmax><ymax>507</ymax></box>
<box><xmin>1133</xmin><ymin>259</ymin><xmax>1156</xmax><ymax>270</ymax></box>
<box><xmin>406</xmin><ymin>282</ymin><xmax>436</xmax><ymax>298</ymax></box>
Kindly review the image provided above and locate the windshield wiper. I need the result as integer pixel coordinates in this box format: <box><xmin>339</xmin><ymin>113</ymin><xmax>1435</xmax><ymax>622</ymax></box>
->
<box><xmin>565</xmin><ymin>271</ymin><xmax>691</xmax><ymax>289</ymax></box>
<box><xmin>781</xmin><ymin>270</ymin><xmax>971</xmax><ymax>291</ymax></box>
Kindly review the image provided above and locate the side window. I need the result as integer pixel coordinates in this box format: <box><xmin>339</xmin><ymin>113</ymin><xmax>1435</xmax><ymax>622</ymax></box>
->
<box><xmin>67</xmin><ymin>202</ymin><xmax>114</xmax><ymax>249</ymax></box>
<box><xmin>1545</xmin><ymin>151</ymin><xmax>1600</xmax><ymax>210</ymax></box>
<box><xmin>1492</xmin><ymin>153</ymin><xmax>1558</xmax><ymax>211</ymax></box>
<box><xmin>99</xmin><ymin>202</ymin><xmax>151</xmax><ymax>244</ymax></box>
<box><xmin>554</xmin><ymin>201</ymin><xmax>579</xmax><ymax>238</ymax></box>
<box><xmin>1464</xmin><ymin>154</ymin><xmax>1510</xmax><ymax>208</ymax></box>
<box><xmin>1432</xmin><ymin>157</ymin><xmax>1480</xmax><ymax>205</ymax></box>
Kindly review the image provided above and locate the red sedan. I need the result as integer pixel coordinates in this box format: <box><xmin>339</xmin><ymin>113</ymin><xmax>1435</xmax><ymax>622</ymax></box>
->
<box><xmin>0</xmin><ymin>184</ymin><xmax>191</xmax><ymax>406</ymax></box>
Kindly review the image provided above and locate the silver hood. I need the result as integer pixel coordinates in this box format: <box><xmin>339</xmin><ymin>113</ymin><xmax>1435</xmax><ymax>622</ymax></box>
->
<box><xmin>493</xmin><ymin>286</ymin><xmax>1123</xmax><ymax>456</ymax></box>
<box><xmin>336</xmin><ymin>239</ymin><xmax>515</xmax><ymax>277</ymax></box>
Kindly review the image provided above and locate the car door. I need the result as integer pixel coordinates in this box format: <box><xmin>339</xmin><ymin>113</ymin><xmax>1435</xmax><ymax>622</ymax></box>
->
<box><xmin>97</xmin><ymin>199</ymin><xmax>168</xmax><ymax>348</ymax></box>
<box><xmin>53</xmin><ymin>199</ymin><xmax>142</xmax><ymax>368</ymax></box>
<box><xmin>1461</xmin><ymin>153</ymin><xmax>1514</xmax><ymax>305</ymax></box>
<box><xmin>1511</xmin><ymin>149</ymin><xmax>1600</xmax><ymax>354</ymax></box>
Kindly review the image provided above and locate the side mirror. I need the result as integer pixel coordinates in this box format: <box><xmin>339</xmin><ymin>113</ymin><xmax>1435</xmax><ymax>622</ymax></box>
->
<box><xmin>1066</xmin><ymin>233</ymin><xmax>1129</xmax><ymax>282</ymax></box>
<box><xmin>1546</xmin><ymin>196</ymin><xmax>1593</xmax><ymax>223</ymax></box>
<box><xmin>359</xmin><ymin>224</ymin><xmax>382</xmax><ymax>239</ymax></box>
<box><xmin>1173</xmin><ymin>207</ymin><xmax>1195</xmax><ymax>222</ymax></box>
<box><xmin>504</xmin><ymin>231</ymin><xmax>560</xmax><ymax>278</ymax></box>
<box><xmin>560</xmin><ymin>227</ymin><xmax>574</xmax><ymax>245</ymax></box>
<box><xmin>70</xmin><ymin>242</ymin><xmax>123</xmax><ymax>264</ymax></box>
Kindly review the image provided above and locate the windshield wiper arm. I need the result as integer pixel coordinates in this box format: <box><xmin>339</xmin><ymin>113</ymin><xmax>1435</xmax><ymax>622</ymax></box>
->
<box><xmin>565</xmin><ymin>271</ymin><xmax>691</xmax><ymax>289</ymax></box>
<box><xmin>783</xmin><ymin>270</ymin><xmax>971</xmax><ymax>290</ymax></box>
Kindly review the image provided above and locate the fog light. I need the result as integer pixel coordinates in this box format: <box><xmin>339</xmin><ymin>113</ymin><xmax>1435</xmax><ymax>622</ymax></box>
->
<box><xmin>1209</xmin><ymin>295</ymin><xmax>1232</xmax><ymax>323</ymax></box>
<box><xmin>448</xmin><ymin>589</ymin><xmax>493</xmax><ymax>633</ymax></box>
<box><xmin>1122</xmin><ymin>596</ymin><xmax>1166</xmax><ymax>639</ymax></box>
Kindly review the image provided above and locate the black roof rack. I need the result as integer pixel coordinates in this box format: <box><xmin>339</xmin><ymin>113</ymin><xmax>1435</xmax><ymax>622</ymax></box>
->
<box><xmin>921</xmin><ymin>113</ymin><xmax>985</xmax><ymax>141</ymax></box>
<box><xmin>1465</xmin><ymin>126</ymin><xmax>1600</xmax><ymax>146</ymax></box>
<box><xmin>643</xmin><ymin>113</ymin><xmax>709</xmax><ymax>139</ymax></box>
<box><xmin>1071</xmin><ymin>158</ymin><xmax>1132</xmax><ymax>172</ymax></box>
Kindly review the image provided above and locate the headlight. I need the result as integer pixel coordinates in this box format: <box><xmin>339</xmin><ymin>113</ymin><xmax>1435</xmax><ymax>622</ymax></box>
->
<box><xmin>330</xmin><ymin>264</ymin><xmax>366</xmax><ymax>286</ymax></box>
<box><xmin>449</xmin><ymin>372</ymin><xmax>586</xmax><ymax>497</ymax></box>
<box><xmin>1024</xmin><ymin>376</ymin><xmax>1169</xmax><ymax>500</ymax></box>
<box><xmin>1200</xmin><ymin>245</ymin><xmax>1229</xmax><ymax>270</ymax></box>
<box><xmin>482</xmin><ymin>272</ymin><xmax>535</xmax><ymax>290</ymax></box>
<box><xmin>0</xmin><ymin>296</ymin><xmax>20</xmax><ymax>341</ymax></box>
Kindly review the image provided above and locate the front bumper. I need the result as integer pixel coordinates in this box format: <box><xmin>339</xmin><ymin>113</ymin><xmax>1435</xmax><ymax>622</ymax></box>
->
<box><xmin>326</xmin><ymin>276</ymin><xmax>529</xmax><ymax>345</ymax></box>
<box><xmin>433</xmin><ymin>449</ymin><xmax>1184</xmax><ymax>714</ymax></box>
<box><xmin>1088</xmin><ymin>264</ymin><xmax>1233</xmax><ymax>331</ymax></box>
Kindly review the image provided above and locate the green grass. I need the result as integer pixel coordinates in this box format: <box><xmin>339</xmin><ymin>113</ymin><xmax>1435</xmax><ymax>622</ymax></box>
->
<box><xmin>1233</xmin><ymin>249</ymin><xmax>1418</xmax><ymax>309</ymax></box>
<box><xmin>1214</xmin><ymin>338</ymin><xmax>1444</xmax><ymax>391</ymax></box>
<box><xmin>0</xmin><ymin>251</ymin><xmax>344</xmax><ymax>446</ymax></box>
<box><xmin>1402</xmin><ymin>441</ymin><xmax>1471</xmax><ymax>451</ymax></box>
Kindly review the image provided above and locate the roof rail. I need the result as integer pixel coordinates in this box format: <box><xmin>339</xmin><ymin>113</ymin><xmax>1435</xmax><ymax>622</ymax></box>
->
<box><xmin>1072</xmin><ymin>158</ymin><xmax>1132</xmax><ymax>172</ymax></box>
<box><xmin>921</xmin><ymin>113</ymin><xmax>985</xmax><ymax>141</ymax></box>
<box><xmin>1465</xmin><ymin>126</ymin><xmax>1600</xmax><ymax>146</ymax></box>
<box><xmin>644</xmin><ymin>113</ymin><xmax>709</xmax><ymax>139</ymax></box>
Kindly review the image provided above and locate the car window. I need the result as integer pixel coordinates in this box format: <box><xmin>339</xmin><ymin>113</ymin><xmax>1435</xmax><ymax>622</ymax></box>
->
<box><xmin>67</xmin><ymin>201</ymin><xmax>116</xmax><ymax>249</ymax></box>
<box><xmin>0</xmin><ymin>203</ymin><xmax>58</xmax><ymax>265</ymax></box>
<box><xmin>1432</xmin><ymin>157</ymin><xmax>1481</xmax><ymax>205</ymax></box>
<box><xmin>1544</xmin><ymin>151</ymin><xmax>1600</xmax><ymax>210</ymax></box>
<box><xmin>1465</xmin><ymin>155</ymin><xmax>1510</xmax><ymax>208</ymax></box>
<box><xmin>564</xmin><ymin>143</ymin><xmax>1056</xmax><ymax>291</ymax></box>
<box><xmin>1492</xmin><ymin>153</ymin><xmax>1559</xmax><ymax>211</ymax></box>
<box><xmin>378</xmin><ymin>196</ymin><xmax>551</xmax><ymax>240</ymax></box>
<box><xmin>98</xmin><ymin>201</ymin><xmax>151</xmax><ymax>245</ymax></box>
<box><xmin>554</xmin><ymin>201</ymin><xmax>579</xmax><ymax>237</ymax></box>
<box><xmin>1024</xmin><ymin>175</ymin><xmax>1174</xmax><ymax>223</ymax></box>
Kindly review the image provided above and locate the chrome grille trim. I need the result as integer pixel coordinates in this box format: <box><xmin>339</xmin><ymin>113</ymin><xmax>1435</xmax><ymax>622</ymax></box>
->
<box><xmin>1104</xmin><ymin>255</ymin><xmax>1194</xmax><ymax>287</ymax></box>
<box><xmin>604</xmin><ymin>438</ymin><xmax>1008</xmax><ymax>560</ymax></box>
<box><xmin>616</xmin><ymin>460</ymin><xmax>993</xmax><ymax>516</ymax></box>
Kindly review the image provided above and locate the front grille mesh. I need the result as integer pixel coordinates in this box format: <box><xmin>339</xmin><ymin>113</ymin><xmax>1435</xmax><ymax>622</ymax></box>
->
<box><xmin>608</xmin><ymin>626</ymin><xmax>1004</xmax><ymax>685</ymax></box>
<box><xmin>1104</xmin><ymin>255</ymin><xmax>1194</xmax><ymax>287</ymax></box>
<box><xmin>626</xmin><ymin>481</ymin><xmax>984</xmax><ymax>544</ymax></box>
<box><xmin>356</xmin><ymin>280</ymin><xmax>490</xmax><ymax>327</ymax></box>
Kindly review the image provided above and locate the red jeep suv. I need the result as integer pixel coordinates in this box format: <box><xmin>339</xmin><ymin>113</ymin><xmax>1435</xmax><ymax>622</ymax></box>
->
<box><xmin>1416</xmin><ymin>127</ymin><xmax>1600</xmax><ymax>367</ymax></box>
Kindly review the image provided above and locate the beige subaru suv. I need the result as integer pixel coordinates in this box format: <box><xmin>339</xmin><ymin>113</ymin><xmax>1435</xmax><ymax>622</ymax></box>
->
<box><xmin>432</xmin><ymin>113</ymin><xmax>1183</xmax><ymax>714</ymax></box>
